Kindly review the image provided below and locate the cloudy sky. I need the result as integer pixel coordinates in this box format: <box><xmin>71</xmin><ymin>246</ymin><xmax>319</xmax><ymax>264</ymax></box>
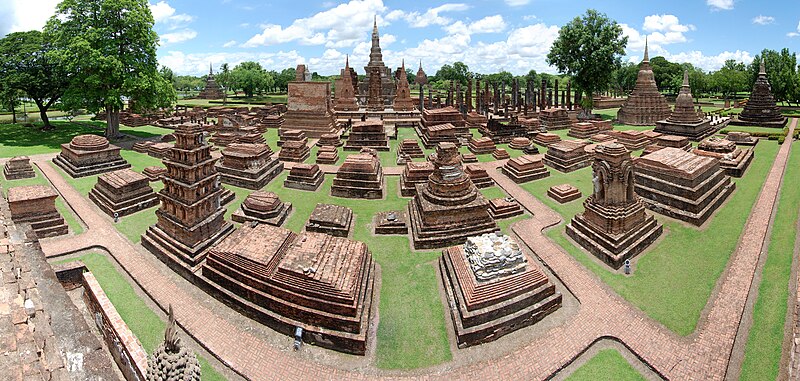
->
<box><xmin>1</xmin><ymin>0</ymin><xmax>798</xmax><ymax>76</ymax></box>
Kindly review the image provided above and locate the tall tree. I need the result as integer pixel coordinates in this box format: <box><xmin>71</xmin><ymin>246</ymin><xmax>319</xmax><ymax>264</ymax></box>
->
<box><xmin>435</xmin><ymin>62</ymin><xmax>471</xmax><ymax>86</ymax></box>
<box><xmin>0</xmin><ymin>30</ymin><xmax>70</xmax><ymax>129</ymax></box>
<box><xmin>710</xmin><ymin>59</ymin><xmax>748</xmax><ymax>100</ymax></box>
<box><xmin>547</xmin><ymin>9</ymin><xmax>627</xmax><ymax>114</ymax></box>
<box><xmin>46</xmin><ymin>0</ymin><xmax>175</xmax><ymax>138</ymax></box>
<box><xmin>230</xmin><ymin>61</ymin><xmax>274</xmax><ymax>98</ymax></box>
<box><xmin>274</xmin><ymin>67</ymin><xmax>296</xmax><ymax>92</ymax></box>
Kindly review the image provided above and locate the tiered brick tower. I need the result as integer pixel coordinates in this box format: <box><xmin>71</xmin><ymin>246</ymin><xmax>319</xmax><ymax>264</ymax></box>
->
<box><xmin>360</xmin><ymin>16</ymin><xmax>395</xmax><ymax>104</ymax></box>
<box><xmin>393</xmin><ymin>60</ymin><xmax>415</xmax><ymax>111</ymax></box>
<box><xmin>142</xmin><ymin>122</ymin><xmax>234</xmax><ymax>276</ymax></box>
<box><xmin>334</xmin><ymin>56</ymin><xmax>359</xmax><ymax>111</ymax></box>
<box><xmin>617</xmin><ymin>40</ymin><xmax>671</xmax><ymax>125</ymax></box>
<box><xmin>731</xmin><ymin>58</ymin><xmax>787</xmax><ymax>128</ymax></box>
<box><xmin>366</xmin><ymin>67</ymin><xmax>385</xmax><ymax>111</ymax></box>
<box><xmin>408</xmin><ymin>142</ymin><xmax>498</xmax><ymax>249</ymax></box>
<box><xmin>566</xmin><ymin>143</ymin><xmax>662</xmax><ymax>268</ymax></box>
<box><xmin>655</xmin><ymin>71</ymin><xmax>714</xmax><ymax>140</ymax></box>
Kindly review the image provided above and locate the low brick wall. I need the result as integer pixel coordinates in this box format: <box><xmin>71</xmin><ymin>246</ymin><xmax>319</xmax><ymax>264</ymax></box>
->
<box><xmin>82</xmin><ymin>271</ymin><xmax>148</xmax><ymax>381</ymax></box>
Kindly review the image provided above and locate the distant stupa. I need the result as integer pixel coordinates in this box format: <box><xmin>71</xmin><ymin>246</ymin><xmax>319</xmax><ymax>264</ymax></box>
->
<box><xmin>616</xmin><ymin>39</ymin><xmax>671</xmax><ymax>125</ymax></box>
<box><xmin>730</xmin><ymin>58</ymin><xmax>787</xmax><ymax>128</ymax></box>
<box><xmin>197</xmin><ymin>64</ymin><xmax>225</xmax><ymax>100</ymax></box>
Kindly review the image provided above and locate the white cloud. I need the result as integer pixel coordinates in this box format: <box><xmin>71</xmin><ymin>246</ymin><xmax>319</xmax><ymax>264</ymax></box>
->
<box><xmin>242</xmin><ymin>0</ymin><xmax>387</xmax><ymax>48</ymax></box>
<box><xmin>707</xmin><ymin>0</ymin><xmax>734</xmax><ymax>10</ymax></box>
<box><xmin>469</xmin><ymin>15</ymin><xmax>506</xmax><ymax>34</ymax></box>
<box><xmin>663</xmin><ymin>50</ymin><xmax>752</xmax><ymax>71</ymax></box>
<box><xmin>505</xmin><ymin>0</ymin><xmax>530</xmax><ymax>6</ymax></box>
<box><xmin>643</xmin><ymin>14</ymin><xmax>694</xmax><ymax>33</ymax></box>
<box><xmin>149</xmin><ymin>1</ymin><xmax>194</xmax><ymax>30</ymax></box>
<box><xmin>160</xmin><ymin>29</ymin><xmax>197</xmax><ymax>44</ymax></box>
<box><xmin>385</xmin><ymin>3</ymin><xmax>470</xmax><ymax>28</ymax></box>
<box><xmin>0</xmin><ymin>0</ymin><xmax>60</xmax><ymax>35</ymax></box>
<box><xmin>788</xmin><ymin>20</ymin><xmax>800</xmax><ymax>37</ymax></box>
<box><xmin>752</xmin><ymin>15</ymin><xmax>774</xmax><ymax>25</ymax></box>
<box><xmin>160</xmin><ymin>50</ymin><xmax>305</xmax><ymax>76</ymax></box>
<box><xmin>622</xmin><ymin>15</ymin><xmax>695</xmax><ymax>59</ymax></box>
<box><xmin>222</xmin><ymin>40</ymin><xmax>237</xmax><ymax>48</ymax></box>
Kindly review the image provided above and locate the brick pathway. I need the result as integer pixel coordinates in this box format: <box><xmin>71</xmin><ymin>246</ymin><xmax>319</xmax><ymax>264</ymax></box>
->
<box><xmin>33</xmin><ymin>118</ymin><xmax>795</xmax><ymax>380</ymax></box>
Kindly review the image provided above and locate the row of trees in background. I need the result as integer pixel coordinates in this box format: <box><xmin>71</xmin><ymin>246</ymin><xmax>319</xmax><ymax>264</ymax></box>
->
<box><xmin>0</xmin><ymin>0</ymin><xmax>176</xmax><ymax>137</ymax></box>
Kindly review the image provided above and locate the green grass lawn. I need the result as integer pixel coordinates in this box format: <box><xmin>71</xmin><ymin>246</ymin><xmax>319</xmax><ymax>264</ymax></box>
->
<box><xmin>119</xmin><ymin>125</ymin><xmax>174</xmax><ymax>138</ymax></box>
<box><xmin>565</xmin><ymin>349</ymin><xmax>645</xmax><ymax>381</ymax></box>
<box><xmin>739</xmin><ymin>142</ymin><xmax>800</xmax><ymax>380</ymax></box>
<box><xmin>0</xmin><ymin>121</ymin><xmax>107</xmax><ymax>158</ymax></box>
<box><xmin>1</xmin><ymin>166</ymin><xmax>84</xmax><ymax>235</ymax></box>
<box><xmin>521</xmin><ymin>140</ymin><xmax>779</xmax><ymax>335</ymax></box>
<box><xmin>53</xmin><ymin>253</ymin><xmax>226</xmax><ymax>381</ymax></box>
<box><xmin>722</xmin><ymin>125</ymin><xmax>787</xmax><ymax>135</ymax></box>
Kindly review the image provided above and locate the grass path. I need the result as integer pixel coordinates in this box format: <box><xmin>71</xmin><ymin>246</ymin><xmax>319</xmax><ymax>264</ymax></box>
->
<box><xmin>565</xmin><ymin>349</ymin><xmax>645</xmax><ymax>381</ymax></box>
<box><xmin>521</xmin><ymin>140</ymin><xmax>779</xmax><ymax>335</ymax></box>
<box><xmin>739</xmin><ymin>142</ymin><xmax>800</xmax><ymax>380</ymax></box>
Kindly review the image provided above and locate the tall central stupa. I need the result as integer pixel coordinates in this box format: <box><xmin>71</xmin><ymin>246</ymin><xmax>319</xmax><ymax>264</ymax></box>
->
<box><xmin>617</xmin><ymin>40</ymin><xmax>671</xmax><ymax>125</ymax></box>
<box><xmin>358</xmin><ymin>16</ymin><xmax>395</xmax><ymax>104</ymax></box>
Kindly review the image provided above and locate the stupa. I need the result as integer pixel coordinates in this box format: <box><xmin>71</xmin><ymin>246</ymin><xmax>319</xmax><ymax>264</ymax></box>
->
<box><xmin>408</xmin><ymin>142</ymin><xmax>498</xmax><ymax>249</ymax></box>
<box><xmin>201</xmin><ymin>224</ymin><xmax>376</xmax><ymax>355</ymax></box>
<box><xmin>141</xmin><ymin>122</ymin><xmax>235</xmax><ymax>276</ymax></box>
<box><xmin>197</xmin><ymin>64</ymin><xmax>224</xmax><ymax>99</ymax></box>
<box><xmin>617</xmin><ymin>40</ymin><xmax>671</xmax><ymax>125</ymax></box>
<box><xmin>3</xmin><ymin>156</ymin><xmax>35</xmax><ymax>180</ymax></box>
<box><xmin>343</xmin><ymin>120</ymin><xmax>389</xmax><ymax>151</ymax></box>
<box><xmin>393</xmin><ymin>60</ymin><xmax>415</xmax><ymax>111</ymax></box>
<box><xmin>333</xmin><ymin>56</ymin><xmax>359</xmax><ymax>112</ymax></box>
<box><xmin>8</xmin><ymin>185</ymin><xmax>68</xmax><ymax>238</ymax></box>
<box><xmin>331</xmin><ymin>151</ymin><xmax>384</xmax><ymax>199</ymax></box>
<box><xmin>359</xmin><ymin>17</ymin><xmax>395</xmax><ymax>104</ymax></box>
<box><xmin>216</xmin><ymin>143</ymin><xmax>283</xmax><ymax>190</ymax></box>
<box><xmin>53</xmin><ymin>134</ymin><xmax>130</xmax><ymax>177</ymax></box>
<box><xmin>566</xmin><ymin>143</ymin><xmax>662</xmax><ymax>268</ymax></box>
<box><xmin>88</xmin><ymin>169</ymin><xmax>159</xmax><ymax>217</ymax></box>
<box><xmin>439</xmin><ymin>233</ymin><xmax>561</xmax><ymax>347</ymax></box>
<box><xmin>730</xmin><ymin>58</ymin><xmax>787</xmax><ymax>128</ymax></box>
<box><xmin>231</xmin><ymin>191</ymin><xmax>292</xmax><ymax>227</ymax></box>
<box><xmin>655</xmin><ymin>71</ymin><xmax>714</xmax><ymax>140</ymax></box>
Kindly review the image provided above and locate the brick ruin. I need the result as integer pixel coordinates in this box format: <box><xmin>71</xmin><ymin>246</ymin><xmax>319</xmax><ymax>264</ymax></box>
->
<box><xmin>393</xmin><ymin>60</ymin><xmax>415</xmax><ymax>111</ymax></box>
<box><xmin>197</xmin><ymin>65</ymin><xmax>225</xmax><ymax>99</ymax></box>
<box><xmin>282</xmin><ymin>75</ymin><xmax>339</xmax><ymax>138</ymax></box>
<box><xmin>373</xmin><ymin>210</ymin><xmax>409</xmax><ymax>235</ymax></box>
<box><xmin>655</xmin><ymin>71</ymin><xmax>714</xmax><ymax>141</ymax></box>
<box><xmin>532</xmin><ymin>132</ymin><xmax>561</xmax><ymax>147</ymax></box>
<box><xmin>143</xmin><ymin>166</ymin><xmax>166</xmax><ymax>182</ymax></box>
<box><xmin>216</xmin><ymin>143</ymin><xmax>283</xmax><ymax>190</ymax></box>
<box><xmin>509</xmin><ymin>137</ymin><xmax>531</xmax><ymax>150</ymax></box>
<box><xmin>543</xmin><ymin>140</ymin><xmax>592</xmax><ymax>173</ymax></box>
<box><xmin>344</xmin><ymin>120</ymin><xmax>390</xmax><ymax>151</ymax></box>
<box><xmin>616</xmin><ymin>42</ymin><xmax>671</xmax><ymax>125</ymax></box>
<box><xmin>305</xmin><ymin>203</ymin><xmax>353</xmax><ymax>237</ymax></box>
<box><xmin>539</xmin><ymin>108</ymin><xmax>572</xmax><ymax>131</ymax></box>
<box><xmin>331</xmin><ymin>151</ymin><xmax>384</xmax><ymax>199</ymax></box>
<box><xmin>566</xmin><ymin>143</ymin><xmax>663</xmax><ymax>269</ymax></box>
<box><xmin>439</xmin><ymin>233</ymin><xmax>561</xmax><ymax>347</ymax></box>
<box><xmin>333</xmin><ymin>57</ymin><xmax>359</xmax><ymax>112</ymax></box>
<box><xmin>201</xmin><ymin>223</ymin><xmax>375</xmax><ymax>355</ymax></box>
<box><xmin>400</xmin><ymin>161</ymin><xmax>434</xmax><ymax>197</ymax></box>
<box><xmin>465</xmin><ymin>164</ymin><xmax>494</xmax><ymax>188</ymax></box>
<box><xmin>568</xmin><ymin>122</ymin><xmax>598</xmax><ymax>139</ymax></box>
<box><xmin>8</xmin><ymin>185</ymin><xmax>68</xmax><ymax>239</ymax></box>
<box><xmin>397</xmin><ymin>139</ymin><xmax>424</xmax><ymax>164</ymax></box>
<box><xmin>88</xmin><ymin>169</ymin><xmax>159</xmax><ymax>218</ymax></box>
<box><xmin>408</xmin><ymin>142</ymin><xmax>498</xmax><ymax>249</ymax></box>
<box><xmin>492</xmin><ymin>148</ymin><xmax>510</xmax><ymax>160</ymax></box>
<box><xmin>317</xmin><ymin>133</ymin><xmax>343</xmax><ymax>147</ymax></box>
<box><xmin>503</xmin><ymin>154</ymin><xmax>551</xmax><ymax>183</ymax></box>
<box><xmin>420</xmin><ymin>107</ymin><xmax>467</xmax><ymax>143</ymax></box>
<box><xmin>277</xmin><ymin>130</ymin><xmax>311</xmax><ymax>162</ymax></box>
<box><xmin>53</xmin><ymin>134</ymin><xmax>130</xmax><ymax>178</ymax></box>
<box><xmin>461</xmin><ymin>152</ymin><xmax>478</xmax><ymax>163</ymax></box>
<box><xmin>468</xmin><ymin>137</ymin><xmax>496</xmax><ymax>154</ymax></box>
<box><xmin>725</xmin><ymin>131</ymin><xmax>758</xmax><ymax>146</ymax></box>
<box><xmin>231</xmin><ymin>191</ymin><xmax>292</xmax><ymax>227</ymax></box>
<box><xmin>480</xmin><ymin>119</ymin><xmax>528</xmax><ymax>143</ymax></box>
<box><xmin>3</xmin><ymin>156</ymin><xmax>35</xmax><ymax>180</ymax></box>
<box><xmin>731</xmin><ymin>59</ymin><xmax>787</xmax><ymax>128</ymax></box>
<box><xmin>488</xmin><ymin>198</ymin><xmax>523</xmax><ymax>219</ymax></box>
<box><xmin>642</xmin><ymin>134</ymin><xmax>692</xmax><ymax>156</ymax></box>
<box><xmin>548</xmin><ymin>184</ymin><xmax>582</xmax><ymax>203</ymax></box>
<box><xmin>141</xmin><ymin>122</ymin><xmax>235</xmax><ymax>276</ymax></box>
<box><xmin>465</xmin><ymin>111</ymin><xmax>488</xmax><ymax>130</ymax></box>
<box><xmin>284</xmin><ymin>163</ymin><xmax>324</xmax><ymax>191</ymax></box>
<box><xmin>693</xmin><ymin>137</ymin><xmax>754</xmax><ymax>177</ymax></box>
<box><xmin>316</xmin><ymin>145</ymin><xmax>339</xmax><ymax>165</ymax></box>
<box><xmin>420</xmin><ymin>123</ymin><xmax>458</xmax><ymax>148</ymax></box>
<box><xmin>634</xmin><ymin>147</ymin><xmax>735</xmax><ymax>226</ymax></box>
<box><xmin>610</xmin><ymin>130</ymin><xmax>655</xmax><ymax>151</ymax></box>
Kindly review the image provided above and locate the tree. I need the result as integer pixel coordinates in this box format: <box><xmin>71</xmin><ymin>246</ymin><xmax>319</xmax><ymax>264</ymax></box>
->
<box><xmin>217</xmin><ymin>63</ymin><xmax>231</xmax><ymax>104</ymax></box>
<box><xmin>0</xmin><ymin>30</ymin><xmax>70</xmax><ymax>129</ymax></box>
<box><xmin>274</xmin><ymin>67</ymin><xmax>296</xmax><ymax>92</ymax></box>
<box><xmin>484</xmin><ymin>71</ymin><xmax>514</xmax><ymax>88</ymax></box>
<box><xmin>547</xmin><ymin>9</ymin><xmax>627</xmax><ymax>114</ymax></box>
<box><xmin>649</xmin><ymin>56</ymin><xmax>683</xmax><ymax>92</ymax></box>
<box><xmin>749</xmin><ymin>48</ymin><xmax>798</xmax><ymax>104</ymax></box>
<box><xmin>709</xmin><ymin>59</ymin><xmax>748</xmax><ymax>100</ymax></box>
<box><xmin>46</xmin><ymin>0</ymin><xmax>176</xmax><ymax>138</ymax></box>
<box><xmin>0</xmin><ymin>85</ymin><xmax>22</xmax><ymax>124</ymax></box>
<box><xmin>611</xmin><ymin>62</ymin><xmax>638</xmax><ymax>93</ymax></box>
<box><xmin>435</xmin><ymin>62</ymin><xmax>471</xmax><ymax>86</ymax></box>
<box><xmin>230</xmin><ymin>61</ymin><xmax>274</xmax><ymax>98</ymax></box>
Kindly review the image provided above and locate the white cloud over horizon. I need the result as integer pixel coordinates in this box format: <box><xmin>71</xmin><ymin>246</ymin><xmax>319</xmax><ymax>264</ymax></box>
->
<box><xmin>707</xmin><ymin>0</ymin><xmax>734</xmax><ymax>10</ymax></box>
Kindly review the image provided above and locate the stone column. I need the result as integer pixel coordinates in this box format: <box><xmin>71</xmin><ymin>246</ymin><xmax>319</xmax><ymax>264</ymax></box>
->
<box><xmin>554</xmin><ymin>79</ymin><xmax>559</xmax><ymax>108</ymax></box>
<box><xmin>475</xmin><ymin>79</ymin><xmax>481</xmax><ymax>113</ymax></box>
<box><xmin>540</xmin><ymin>79</ymin><xmax>547</xmax><ymax>111</ymax></box>
<box><xmin>419</xmin><ymin>84</ymin><xmax>424</xmax><ymax>112</ymax></box>
<box><xmin>566</xmin><ymin>81</ymin><xmax>572</xmax><ymax>111</ymax></box>
<box><xmin>466</xmin><ymin>78</ymin><xmax>473</xmax><ymax>113</ymax></box>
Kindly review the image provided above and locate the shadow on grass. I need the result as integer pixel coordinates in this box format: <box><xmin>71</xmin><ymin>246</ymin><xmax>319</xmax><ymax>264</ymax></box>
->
<box><xmin>0</xmin><ymin>121</ymin><xmax>107</xmax><ymax>157</ymax></box>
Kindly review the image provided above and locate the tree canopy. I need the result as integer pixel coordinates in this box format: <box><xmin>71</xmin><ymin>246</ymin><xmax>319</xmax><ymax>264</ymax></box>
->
<box><xmin>749</xmin><ymin>48</ymin><xmax>798</xmax><ymax>104</ymax></box>
<box><xmin>0</xmin><ymin>30</ymin><xmax>70</xmax><ymax>128</ymax></box>
<box><xmin>229</xmin><ymin>61</ymin><xmax>275</xmax><ymax>97</ymax></box>
<box><xmin>46</xmin><ymin>0</ymin><xmax>175</xmax><ymax>137</ymax></box>
<box><xmin>547</xmin><ymin>9</ymin><xmax>628</xmax><ymax>111</ymax></box>
<box><xmin>434</xmin><ymin>62</ymin><xmax>472</xmax><ymax>86</ymax></box>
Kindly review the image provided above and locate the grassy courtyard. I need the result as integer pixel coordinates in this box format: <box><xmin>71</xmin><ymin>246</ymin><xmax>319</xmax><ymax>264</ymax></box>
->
<box><xmin>739</xmin><ymin>143</ymin><xmax>800</xmax><ymax>380</ymax></box>
<box><xmin>520</xmin><ymin>140</ymin><xmax>779</xmax><ymax>335</ymax></box>
<box><xmin>53</xmin><ymin>253</ymin><xmax>226</xmax><ymax>381</ymax></box>
<box><xmin>0</xmin><ymin>165</ymin><xmax>84</xmax><ymax>235</ymax></box>
<box><xmin>565</xmin><ymin>349</ymin><xmax>645</xmax><ymax>381</ymax></box>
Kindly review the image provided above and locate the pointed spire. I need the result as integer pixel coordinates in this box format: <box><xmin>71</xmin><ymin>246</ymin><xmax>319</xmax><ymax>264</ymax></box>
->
<box><xmin>682</xmin><ymin>69</ymin><xmax>689</xmax><ymax>88</ymax></box>
<box><xmin>402</xmin><ymin>58</ymin><xmax>405</xmax><ymax>70</ymax></box>
<box><xmin>209</xmin><ymin>63</ymin><xmax>213</xmax><ymax>75</ymax></box>
<box><xmin>759</xmin><ymin>57</ymin><xmax>766</xmax><ymax>74</ymax></box>
<box><xmin>373</xmin><ymin>15</ymin><xmax>378</xmax><ymax>33</ymax></box>
<box><xmin>345</xmin><ymin>54</ymin><xmax>349</xmax><ymax>69</ymax></box>
<box><xmin>419</xmin><ymin>60</ymin><xmax>423</xmax><ymax>70</ymax></box>
<box><xmin>643</xmin><ymin>37</ymin><xmax>649</xmax><ymax>62</ymax></box>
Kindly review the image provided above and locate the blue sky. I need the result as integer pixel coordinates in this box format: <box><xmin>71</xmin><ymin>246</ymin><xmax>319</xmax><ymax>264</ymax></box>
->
<box><xmin>1</xmin><ymin>0</ymin><xmax>799</xmax><ymax>76</ymax></box>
